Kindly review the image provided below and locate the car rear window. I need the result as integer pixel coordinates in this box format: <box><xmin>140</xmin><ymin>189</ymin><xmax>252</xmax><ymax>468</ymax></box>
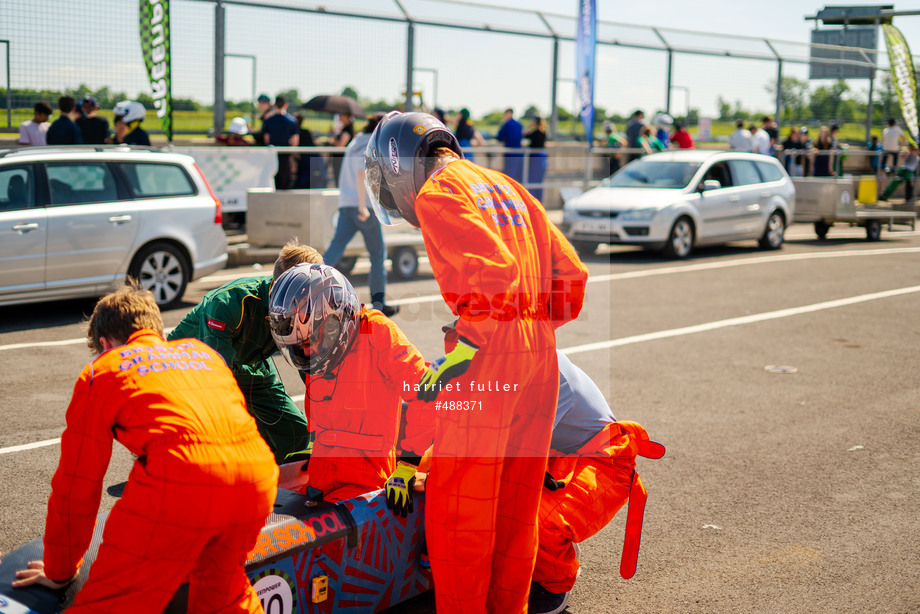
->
<box><xmin>46</xmin><ymin>162</ymin><xmax>119</xmax><ymax>206</ymax></box>
<box><xmin>117</xmin><ymin>162</ymin><xmax>197</xmax><ymax>198</ymax></box>
<box><xmin>755</xmin><ymin>160</ymin><xmax>785</xmax><ymax>182</ymax></box>
<box><xmin>0</xmin><ymin>165</ymin><xmax>35</xmax><ymax>211</ymax></box>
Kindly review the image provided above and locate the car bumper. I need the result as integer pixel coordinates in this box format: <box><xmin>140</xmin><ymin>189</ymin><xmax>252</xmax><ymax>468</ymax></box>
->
<box><xmin>562</xmin><ymin>213</ymin><xmax>669</xmax><ymax>247</ymax></box>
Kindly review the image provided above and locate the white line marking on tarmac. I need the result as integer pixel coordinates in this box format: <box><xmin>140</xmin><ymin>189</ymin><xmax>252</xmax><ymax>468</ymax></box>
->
<box><xmin>4</xmin><ymin>284</ymin><xmax>919</xmax><ymax>457</ymax></box>
<box><xmin>562</xmin><ymin>284</ymin><xmax>920</xmax><ymax>355</ymax></box>
<box><xmin>3</xmin><ymin>247</ymin><xmax>919</xmax><ymax>352</ymax></box>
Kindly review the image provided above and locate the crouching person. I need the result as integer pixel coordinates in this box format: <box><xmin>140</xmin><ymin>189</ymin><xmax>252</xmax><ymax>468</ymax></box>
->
<box><xmin>13</xmin><ymin>281</ymin><xmax>278</xmax><ymax>614</ymax></box>
<box><xmin>529</xmin><ymin>351</ymin><xmax>665</xmax><ymax>614</ymax></box>
<box><xmin>267</xmin><ymin>263</ymin><xmax>428</xmax><ymax>502</ymax></box>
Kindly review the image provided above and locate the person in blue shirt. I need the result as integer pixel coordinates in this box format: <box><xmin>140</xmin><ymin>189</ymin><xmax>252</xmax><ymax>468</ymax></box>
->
<box><xmin>496</xmin><ymin>107</ymin><xmax>524</xmax><ymax>182</ymax></box>
<box><xmin>46</xmin><ymin>96</ymin><xmax>83</xmax><ymax>145</ymax></box>
<box><xmin>867</xmin><ymin>135</ymin><xmax>883</xmax><ymax>174</ymax></box>
<box><xmin>262</xmin><ymin>95</ymin><xmax>299</xmax><ymax>189</ymax></box>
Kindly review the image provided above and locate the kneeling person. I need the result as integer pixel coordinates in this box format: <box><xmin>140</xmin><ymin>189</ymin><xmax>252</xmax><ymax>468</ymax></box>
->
<box><xmin>13</xmin><ymin>282</ymin><xmax>278</xmax><ymax>614</ymax></box>
<box><xmin>530</xmin><ymin>351</ymin><xmax>665</xmax><ymax>614</ymax></box>
<box><xmin>268</xmin><ymin>263</ymin><xmax>428</xmax><ymax>502</ymax></box>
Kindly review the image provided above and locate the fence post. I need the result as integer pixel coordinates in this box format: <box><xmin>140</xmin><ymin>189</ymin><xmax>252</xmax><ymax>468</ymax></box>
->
<box><xmin>551</xmin><ymin>36</ymin><xmax>559</xmax><ymax>141</ymax></box>
<box><xmin>866</xmin><ymin>67</ymin><xmax>875</xmax><ymax>144</ymax></box>
<box><xmin>213</xmin><ymin>0</ymin><xmax>226</xmax><ymax>134</ymax></box>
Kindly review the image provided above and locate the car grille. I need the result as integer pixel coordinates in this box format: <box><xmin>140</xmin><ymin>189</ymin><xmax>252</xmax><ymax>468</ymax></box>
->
<box><xmin>578</xmin><ymin>210</ymin><xmax>619</xmax><ymax>219</ymax></box>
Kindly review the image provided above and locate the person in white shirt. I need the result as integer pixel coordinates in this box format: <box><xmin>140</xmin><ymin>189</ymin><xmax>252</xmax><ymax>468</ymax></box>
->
<box><xmin>752</xmin><ymin>117</ymin><xmax>772</xmax><ymax>155</ymax></box>
<box><xmin>881</xmin><ymin>118</ymin><xmax>906</xmax><ymax>175</ymax></box>
<box><xmin>18</xmin><ymin>101</ymin><xmax>52</xmax><ymax>146</ymax></box>
<box><xmin>728</xmin><ymin>119</ymin><xmax>753</xmax><ymax>152</ymax></box>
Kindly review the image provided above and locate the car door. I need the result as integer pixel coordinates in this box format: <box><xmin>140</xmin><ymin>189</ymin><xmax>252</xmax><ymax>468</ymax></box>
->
<box><xmin>726</xmin><ymin>158</ymin><xmax>769</xmax><ymax>236</ymax></box>
<box><xmin>42</xmin><ymin>160</ymin><xmax>139</xmax><ymax>294</ymax></box>
<box><xmin>0</xmin><ymin>164</ymin><xmax>47</xmax><ymax>299</ymax></box>
<box><xmin>694</xmin><ymin>161</ymin><xmax>737</xmax><ymax>240</ymax></box>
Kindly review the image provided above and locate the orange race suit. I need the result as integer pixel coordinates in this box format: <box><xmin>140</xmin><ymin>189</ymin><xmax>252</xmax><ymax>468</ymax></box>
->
<box><xmin>407</xmin><ymin>158</ymin><xmax>588</xmax><ymax>613</ymax></box>
<box><xmin>42</xmin><ymin>329</ymin><xmax>279</xmax><ymax>614</ymax></box>
<box><xmin>303</xmin><ymin>308</ymin><xmax>427</xmax><ymax>502</ymax></box>
<box><xmin>535</xmin><ymin>351</ymin><xmax>665</xmax><ymax>594</ymax></box>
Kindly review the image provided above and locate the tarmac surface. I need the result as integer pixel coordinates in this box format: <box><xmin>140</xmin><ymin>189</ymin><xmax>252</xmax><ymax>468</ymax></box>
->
<box><xmin>1</xmin><ymin>220</ymin><xmax>919</xmax><ymax>613</ymax></box>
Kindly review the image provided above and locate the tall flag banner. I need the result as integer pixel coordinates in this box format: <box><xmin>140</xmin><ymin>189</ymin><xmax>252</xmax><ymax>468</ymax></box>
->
<box><xmin>882</xmin><ymin>24</ymin><xmax>918</xmax><ymax>146</ymax></box>
<box><xmin>576</xmin><ymin>0</ymin><xmax>596</xmax><ymax>143</ymax></box>
<box><xmin>140</xmin><ymin>0</ymin><xmax>172</xmax><ymax>141</ymax></box>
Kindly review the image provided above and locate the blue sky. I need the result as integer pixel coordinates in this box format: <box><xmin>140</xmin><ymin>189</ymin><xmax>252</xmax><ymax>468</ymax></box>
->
<box><xmin>4</xmin><ymin>0</ymin><xmax>920</xmax><ymax>120</ymax></box>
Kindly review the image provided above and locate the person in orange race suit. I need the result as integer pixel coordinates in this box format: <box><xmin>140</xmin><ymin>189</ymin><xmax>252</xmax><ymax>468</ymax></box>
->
<box><xmin>10</xmin><ymin>281</ymin><xmax>278</xmax><ymax>614</ymax></box>
<box><xmin>364</xmin><ymin>111</ymin><xmax>589</xmax><ymax>613</ymax></box>
<box><xmin>267</xmin><ymin>262</ymin><xmax>429</xmax><ymax>502</ymax></box>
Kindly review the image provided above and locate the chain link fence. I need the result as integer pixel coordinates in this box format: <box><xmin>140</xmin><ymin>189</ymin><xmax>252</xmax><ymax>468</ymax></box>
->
<box><xmin>1</xmin><ymin>0</ymin><xmax>917</xmax><ymax>143</ymax></box>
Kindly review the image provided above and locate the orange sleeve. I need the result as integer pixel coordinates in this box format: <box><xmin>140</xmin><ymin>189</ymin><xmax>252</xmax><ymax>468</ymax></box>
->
<box><xmin>368</xmin><ymin>313</ymin><xmax>433</xmax><ymax>456</ymax></box>
<box><xmin>415</xmin><ymin>183</ymin><xmax>521</xmax><ymax>349</ymax></box>
<box><xmin>546</xmin><ymin>218</ymin><xmax>589</xmax><ymax>327</ymax></box>
<box><xmin>43</xmin><ymin>363</ymin><xmax>116</xmax><ymax>582</ymax></box>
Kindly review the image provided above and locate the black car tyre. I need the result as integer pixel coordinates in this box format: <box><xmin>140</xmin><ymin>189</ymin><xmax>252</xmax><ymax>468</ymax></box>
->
<box><xmin>129</xmin><ymin>242</ymin><xmax>189</xmax><ymax>310</ymax></box>
<box><xmin>865</xmin><ymin>219</ymin><xmax>882</xmax><ymax>242</ymax></box>
<box><xmin>759</xmin><ymin>211</ymin><xmax>786</xmax><ymax>250</ymax></box>
<box><xmin>390</xmin><ymin>246</ymin><xmax>419</xmax><ymax>280</ymax></box>
<box><xmin>814</xmin><ymin>221</ymin><xmax>831</xmax><ymax>240</ymax></box>
<box><xmin>662</xmin><ymin>217</ymin><xmax>694</xmax><ymax>259</ymax></box>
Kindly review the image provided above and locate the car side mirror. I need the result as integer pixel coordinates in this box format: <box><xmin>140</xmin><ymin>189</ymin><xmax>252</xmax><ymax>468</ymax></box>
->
<box><xmin>700</xmin><ymin>179</ymin><xmax>722</xmax><ymax>192</ymax></box>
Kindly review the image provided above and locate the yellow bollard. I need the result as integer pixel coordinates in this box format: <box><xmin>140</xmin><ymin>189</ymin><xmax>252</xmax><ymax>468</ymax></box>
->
<box><xmin>858</xmin><ymin>175</ymin><xmax>878</xmax><ymax>205</ymax></box>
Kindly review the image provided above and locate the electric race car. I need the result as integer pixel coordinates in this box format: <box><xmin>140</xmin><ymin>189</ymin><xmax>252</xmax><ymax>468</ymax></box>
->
<box><xmin>0</xmin><ymin>462</ymin><xmax>430</xmax><ymax>614</ymax></box>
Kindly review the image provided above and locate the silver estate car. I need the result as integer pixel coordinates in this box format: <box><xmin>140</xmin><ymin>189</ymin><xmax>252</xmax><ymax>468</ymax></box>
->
<box><xmin>561</xmin><ymin>150</ymin><xmax>796</xmax><ymax>259</ymax></box>
<box><xmin>0</xmin><ymin>146</ymin><xmax>227</xmax><ymax>309</ymax></box>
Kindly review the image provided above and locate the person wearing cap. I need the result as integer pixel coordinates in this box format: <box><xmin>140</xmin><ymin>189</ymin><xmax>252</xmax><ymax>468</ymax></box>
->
<box><xmin>76</xmin><ymin>96</ymin><xmax>110</xmax><ymax>145</ymax></box>
<box><xmin>216</xmin><ymin>117</ymin><xmax>254</xmax><ymax>146</ymax></box>
<box><xmin>453</xmin><ymin>107</ymin><xmax>484</xmax><ymax>161</ymax></box>
<box><xmin>18</xmin><ymin>101</ymin><xmax>52</xmax><ymax>146</ymax></box>
<box><xmin>254</xmin><ymin>94</ymin><xmax>274</xmax><ymax>147</ymax></box>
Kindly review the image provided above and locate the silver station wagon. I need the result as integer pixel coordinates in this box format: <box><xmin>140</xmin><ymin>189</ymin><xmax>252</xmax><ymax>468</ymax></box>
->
<box><xmin>562</xmin><ymin>150</ymin><xmax>796</xmax><ymax>259</ymax></box>
<box><xmin>0</xmin><ymin>146</ymin><xmax>227</xmax><ymax>309</ymax></box>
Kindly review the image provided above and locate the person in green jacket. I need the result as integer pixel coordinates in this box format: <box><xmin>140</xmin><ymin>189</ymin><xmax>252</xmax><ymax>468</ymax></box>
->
<box><xmin>168</xmin><ymin>240</ymin><xmax>321</xmax><ymax>462</ymax></box>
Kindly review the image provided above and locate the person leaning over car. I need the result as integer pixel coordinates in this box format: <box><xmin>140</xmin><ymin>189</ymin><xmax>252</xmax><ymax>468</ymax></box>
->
<box><xmin>10</xmin><ymin>281</ymin><xmax>278</xmax><ymax>614</ymax></box>
<box><xmin>167</xmin><ymin>239</ymin><xmax>320</xmax><ymax>463</ymax></box>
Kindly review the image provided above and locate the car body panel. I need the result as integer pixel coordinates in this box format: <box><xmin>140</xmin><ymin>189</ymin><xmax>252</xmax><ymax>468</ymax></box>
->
<box><xmin>563</xmin><ymin>150</ymin><xmax>795</xmax><ymax>254</ymax></box>
<box><xmin>0</xmin><ymin>147</ymin><xmax>227</xmax><ymax>307</ymax></box>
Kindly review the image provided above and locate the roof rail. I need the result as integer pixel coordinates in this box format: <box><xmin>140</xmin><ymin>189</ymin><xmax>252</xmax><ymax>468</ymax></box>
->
<box><xmin>0</xmin><ymin>144</ymin><xmax>165</xmax><ymax>159</ymax></box>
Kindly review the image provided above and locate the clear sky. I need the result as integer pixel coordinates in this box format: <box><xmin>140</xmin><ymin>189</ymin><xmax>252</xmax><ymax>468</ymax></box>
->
<box><xmin>3</xmin><ymin>0</ymin><xmax>920</xmax><ymax>121</ymax></box>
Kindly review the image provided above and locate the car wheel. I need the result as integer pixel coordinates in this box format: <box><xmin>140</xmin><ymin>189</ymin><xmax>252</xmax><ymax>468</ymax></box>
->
<box><xmin>333</xmin><ymin>256</ymin><xmax>358</xmax><ymax>275</ymax></box>
<box><xmin>129</xmin><ymin>242</ymin><xmax>189</xmax><ymax>310</ymax></box>
<box><xmin>662</xmin><ymin>217</ymin><xmax>694</xmax><ymax>259</ymax></box>
<box><xmin>390</xmin><ymin>246</ymin><xmax>419</xmax><ymax>280</ymax></box>
<box><xmin>759</xmin><ymin>211</ymin><xmax>786</xmax><ymax>250</ymax></box>
<box><xmin>814</xmin><ymin>221</ymin><xmax>831</xmax><ymax>240</ymax></box>
<box><xmin>865</xmin><ymin>219</ymin><xmax>882</xmax><ymax>242</ymax></box>
<box><xmin>571</xmin><ymin>240</ymin><xmax>599</xmax><ymax>256</ymax></box>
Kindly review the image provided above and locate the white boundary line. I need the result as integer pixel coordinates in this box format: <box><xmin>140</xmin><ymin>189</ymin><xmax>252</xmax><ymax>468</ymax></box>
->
<box><xmin>4</xmin><ymin>283</ymin><xmax>920</xmax><ymax>457</ymax></box>
<box><xmin>3</xmin><ymin>248</ymin><xmax>919</xmax><ymax>352</ymax></box>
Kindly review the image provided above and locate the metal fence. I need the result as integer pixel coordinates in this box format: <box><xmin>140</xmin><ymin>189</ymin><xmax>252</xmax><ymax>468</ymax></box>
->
<box><xmin>1</xmin><ymin>0</ymin><xmax>917</xmax><ymax>141</ymax></box>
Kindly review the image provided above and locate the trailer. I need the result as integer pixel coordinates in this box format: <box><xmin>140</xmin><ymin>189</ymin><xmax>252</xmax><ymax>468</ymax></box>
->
<box><xmin>792</xmin><ymin>177</ymin><xmax>916</xmax><ymax>241</ymax></box>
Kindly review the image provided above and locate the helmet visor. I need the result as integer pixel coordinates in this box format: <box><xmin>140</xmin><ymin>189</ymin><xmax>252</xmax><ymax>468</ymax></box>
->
<box><xmin>365</xmin><ymin>163</ymin><xmax>404</xmax><ymax>226</ymax></box>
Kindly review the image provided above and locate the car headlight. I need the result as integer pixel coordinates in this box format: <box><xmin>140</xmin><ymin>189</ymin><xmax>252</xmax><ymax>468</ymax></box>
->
<box><xmin>619</xmin><ymin>208</ymin><xmax>657</xmax><ymax>221</ymax></box>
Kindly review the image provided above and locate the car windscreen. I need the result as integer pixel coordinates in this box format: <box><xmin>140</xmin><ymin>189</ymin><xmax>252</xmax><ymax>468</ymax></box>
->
<box><xmin>603</xmin><ymin>160</ymin><xmax>701</xmax><ymax>189</ymax></box>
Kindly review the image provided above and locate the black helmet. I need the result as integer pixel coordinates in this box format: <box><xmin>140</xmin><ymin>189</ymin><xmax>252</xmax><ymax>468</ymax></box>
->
<box><xmin>364</xmin><ymin>111</ymin><xmax>463</xmax><ymax>227</ymax></box>
<box><xmin>268</xmin><ymin>263</ymin><xmax>360</xmax><ymax>376</ymax></box>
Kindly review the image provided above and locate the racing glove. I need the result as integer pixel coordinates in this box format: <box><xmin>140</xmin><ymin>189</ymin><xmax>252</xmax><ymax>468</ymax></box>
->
<box><xmin>417</xmin><ymin>338</ymin><xmax>479</xmax><ymax>402</ymax></box>
<box><xmin>385</xmin><ymin>461</ymin><xmax>418</xmax><ymax>518</ymax></box>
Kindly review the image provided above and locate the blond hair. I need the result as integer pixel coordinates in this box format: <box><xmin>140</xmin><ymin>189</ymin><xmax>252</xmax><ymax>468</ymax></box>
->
<box><xmin>86</xmin><ymin>279</ymin><xmax>164</xmax><ymax>354</ymax></box>
<box><xmin>273</xmin><ymin>238</ymin><xmax>323</xmax><ymax>280</ymax></box>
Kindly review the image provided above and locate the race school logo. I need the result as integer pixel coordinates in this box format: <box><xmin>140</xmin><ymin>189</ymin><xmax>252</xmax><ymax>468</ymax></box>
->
<box><xmin>251</xmin><ymin>569</ymin><xmax>297</xmax><ymax>614</ymax></box>
<box><xmin>389</xmin><ymin>137</ymin><xmax>400</xmax><ymax>174</ymax></box>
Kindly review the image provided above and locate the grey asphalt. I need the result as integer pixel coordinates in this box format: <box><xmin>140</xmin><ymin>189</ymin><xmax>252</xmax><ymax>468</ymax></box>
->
<box><xmin>1</xmin><ymin>222</ymin><xmax>919</xmax><ymax>613</ymax></box>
